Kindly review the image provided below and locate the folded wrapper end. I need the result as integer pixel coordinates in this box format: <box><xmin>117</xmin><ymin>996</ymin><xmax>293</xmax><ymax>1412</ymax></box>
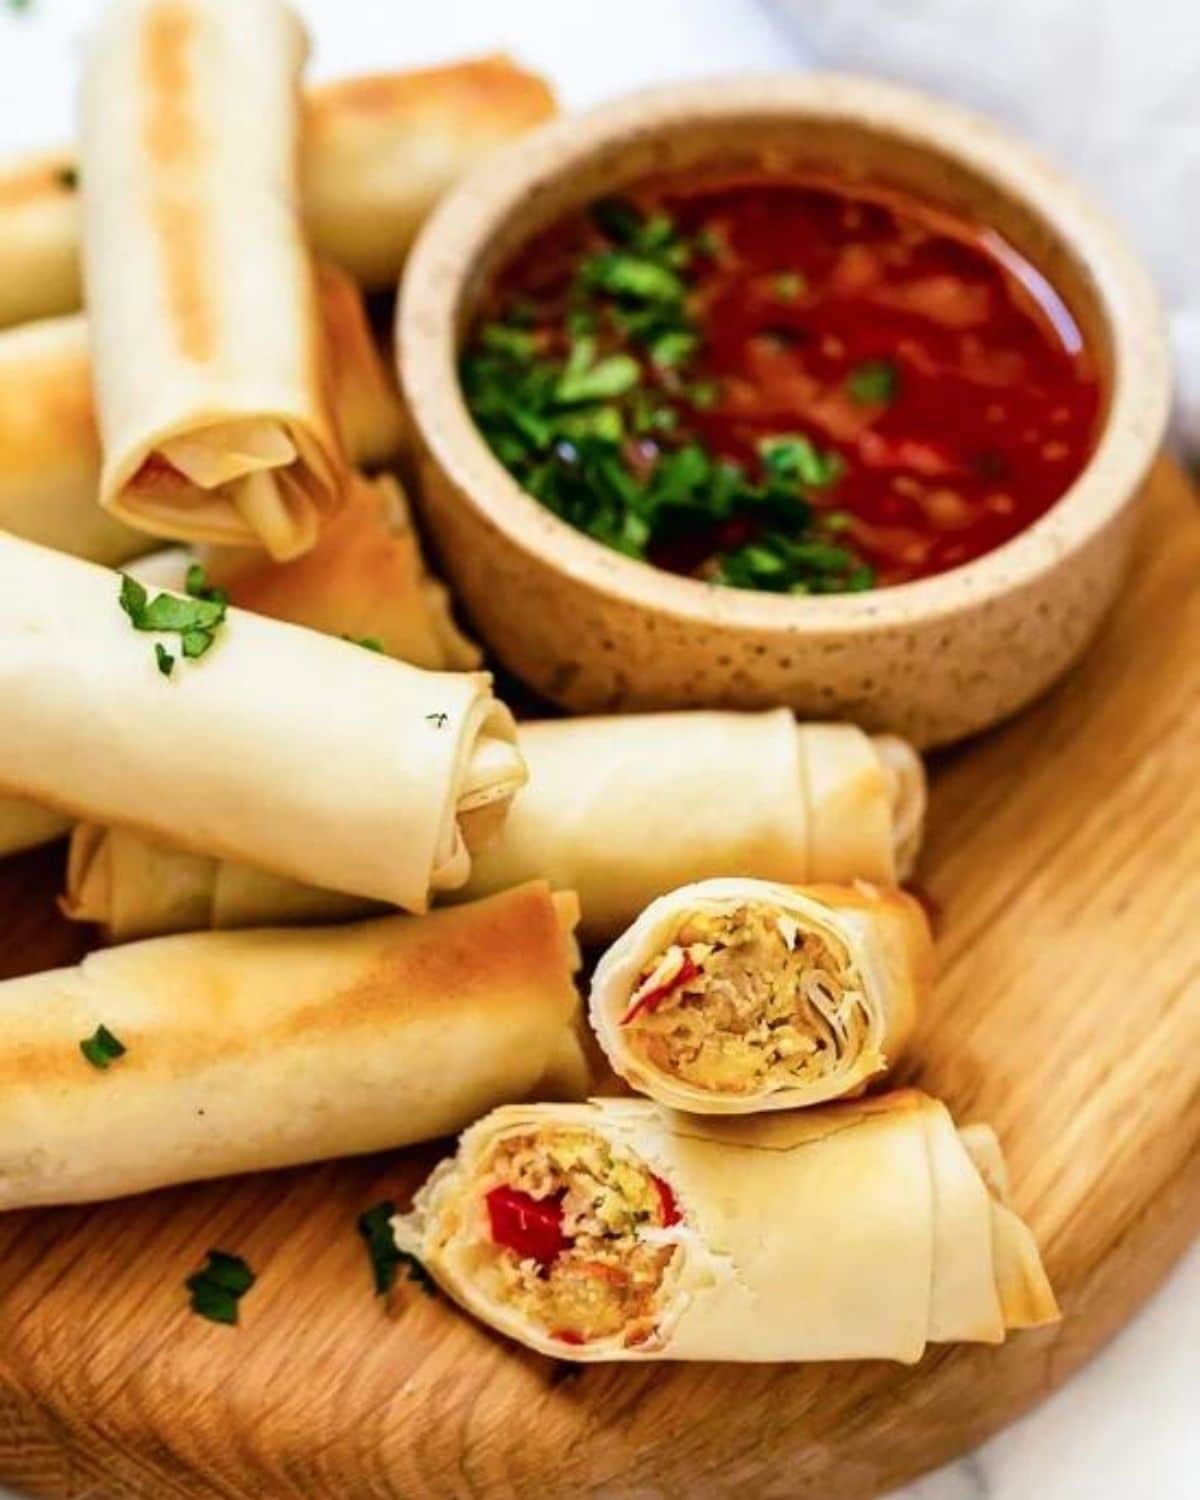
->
<box><xmin>872</xmin><ymin>735</ymin><xmax>927</xmax><ymax>882</ymax></box>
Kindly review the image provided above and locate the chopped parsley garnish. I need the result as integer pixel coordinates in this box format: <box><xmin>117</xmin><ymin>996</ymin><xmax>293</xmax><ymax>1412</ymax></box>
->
<box><xmin>79</xmin><ymin>1024</ymin><xmax>126</xmax><ymax>1070</ymax></box>
<box><xmin>848</xmin><ymin>358</ymin><xmax>900</xmax><ymax>406</ymax></box>
<box><xmin>357</xmin><ymin>1202</ymin><xmax>437</xmax><ymax>1298</ymax></box>
<box><xmin>343</xmin><ymin>634</ymin><xmax>386</xmax><ymax>653</ymax></box>
<box><xmin>186</xmin><ymin>1250</ymin><xmax>256</xmax><ymax>1326</ymax></box>
<box><xmin>462</xmin><ymin>195</ymin><xmax>876</xmax><ymax>594</ymax></box>
<box><xmin>119</xmin><ymin>565</ymin><xmax>228</xmax><ymax>673</ymax></box>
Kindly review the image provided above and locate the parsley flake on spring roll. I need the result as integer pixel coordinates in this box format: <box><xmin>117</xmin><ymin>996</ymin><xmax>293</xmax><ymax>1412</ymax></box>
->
<box><xmin>391</xmin><ymin>1092</ymin><xmax>1058</xmax><ymax>1362</ymax></box>
<box><xmin>589</xmin><ymin>878</ymin><xmax>931</xmax><ymax>1112</ymax></box>
<box><xmin>0</xmin><ymin>885</ymin><xmax>586</xmax><ymax>1210</ymax></box>
<box><xmin>79</xmin><ymin>0</ymin><xmax>347</xmax><ymax>559</ymax></box>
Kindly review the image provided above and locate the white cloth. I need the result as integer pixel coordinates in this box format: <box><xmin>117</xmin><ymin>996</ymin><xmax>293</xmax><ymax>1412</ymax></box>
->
<box><xmin>767</xmin><ymin>0</ymin><xmax>1200</xmax><ymax>449</ymax></box>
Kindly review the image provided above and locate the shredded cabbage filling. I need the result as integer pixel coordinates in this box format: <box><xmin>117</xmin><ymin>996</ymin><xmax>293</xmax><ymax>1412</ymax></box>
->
<box><xmin>620</xmin><ymin>901</ymin><xmax>870</xmax><ymax>1095</ymax></box>
<box><xmin>475</xmin><ymin>1129</ymin><xmax>682</xmax><ymax>1348</ymax></box>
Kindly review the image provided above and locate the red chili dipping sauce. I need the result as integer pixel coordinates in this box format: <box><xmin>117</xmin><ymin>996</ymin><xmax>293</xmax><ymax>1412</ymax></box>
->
<box><xmin>462</xmin><ymin>173</ymin><xmax>1101</xmax><ymax>593</ymax></box>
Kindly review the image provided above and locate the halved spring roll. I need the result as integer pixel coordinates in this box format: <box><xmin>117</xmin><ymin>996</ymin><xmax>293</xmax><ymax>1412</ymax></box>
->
<box><xmin>0</xmin><ymin>534</ymin><xmax>524</xmax><ymax>910</ymax></box>
<box><xmin>392</xmin><ymin>1092</ymin><xmax>1058</xmax><ymax>1362</ymax></box>
<box><xmin>589</xmin><ymin>878</ymin><xmax>931</xmax><ymax>1112</ymax></box>
<box><xmin>0</xmin><ymin>884</ymin><xmax>587</xmax><ymax>1210</ymax></box>
<box><xmin>80</xmin><ymin>0</ymin><xmax>346</xmax><ymax>559</ymax></box>
<box><xmin>0</xmin><ymin>58</ymin><xmax>556</xmax><ymax>330</ymax></box>
<box><xmin>0</xmin><ymin>262</ymin><xmax>403</xmax><ymax>568</ymax></box>
<box><xmin>59</xmin><ymin>712</ymin><xmax>925</xmax><ymax>943</ymax></box>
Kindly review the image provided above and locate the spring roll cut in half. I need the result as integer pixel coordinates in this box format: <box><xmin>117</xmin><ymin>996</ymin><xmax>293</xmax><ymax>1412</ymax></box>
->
<box><xmin>0</xmin><ymin>885</ymin><xmax>587</xmax><ymax>1210</ymax></box>
<box><xmin>590</xmin><ymin>878</ymin><xmax>931</xmax><ymax>1113</ymax></box>
<box><xmin>0</xmin><ymin>58</ymin><xmax>555</xmax><ymax>330</ymax></box>
<box><xmin>58</xmin><ymin>710</ymin><xmax>924</xmax><ymax>942</ymax></box>
<box><xmin>80</xmin><ymin>0</ymin><xmax>346</xmax><ymax>559</ymax></box>
<box><xmin>460</xmin><ymin>713</ymin><xmax>926</xmax><ymax>942</ymax></box>
<box><xmin>392</xmin><ymin>1093</ymin><xmax>1058</xmax><ymax>1362</ymax></box>
<box><xmin>0</xmin><ymin>264</ymin><xmax>402</xmax><ymax>567</ymax></box>
<box><xmin>0</xmin><ymin>535</ymin><xmax>523</xmax><ymax>910</ymax></box>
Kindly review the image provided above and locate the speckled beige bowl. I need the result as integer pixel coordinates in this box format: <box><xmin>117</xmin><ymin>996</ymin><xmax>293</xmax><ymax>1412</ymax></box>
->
<box><xmin>398</xmin><ymin>75</ymin><xmax>1171</xmax><ymax>748</ymax></box>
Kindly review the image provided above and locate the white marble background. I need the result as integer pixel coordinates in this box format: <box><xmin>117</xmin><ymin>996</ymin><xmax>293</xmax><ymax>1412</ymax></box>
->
<box><xmin>0</xmin><ymin>2</ymin><xmax>1194</xmax><ymax>1497</ymax></box>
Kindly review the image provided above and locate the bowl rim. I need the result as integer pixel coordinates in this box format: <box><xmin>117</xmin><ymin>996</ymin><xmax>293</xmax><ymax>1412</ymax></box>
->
<box><xmin>398</xmin><ymin>72</ymin><xmax>1172</xmax><ymax>634</ymax></box>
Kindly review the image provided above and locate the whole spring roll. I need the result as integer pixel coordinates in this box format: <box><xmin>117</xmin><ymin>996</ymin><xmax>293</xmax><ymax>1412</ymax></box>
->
<box><xmin>0</xmin><ymin>58</ymin><xmax>555</xmax><ymax>330</ymax></box>
<box><xmin>80</xmin><ymin>0</ymin><xmax>346</xmax><ymax>559</ymax></box>
<box><xmin>391</xmin><ymin>1092</ymin><xmax>1058</xmax><ymax>1363</ymax></box>
<box><xmin>461</xmin><ymin>714</ymin><xmax>927</xmax><ymax>939</ymax></box>
<box><xmin>0</xmin><ymin>263</ymin><xmax>403</xmax><ymax>568</ymax></box>
<box><xmin>0</xmin><ymin>884</ymin><xmax>587</xmax><ymax>1210</ymax></box>
<box><xmin>0</xmin><ymin>534</ymin><xmax>524</xmax><ymax>910</ymax></box>
<box><xmin>589</xmin><ymin>879</ymin><xmax>931</xmax><ymax>1112</ymax></box>
<box><xmin>60</xmin><ymin>712</ymin><xmax>926</xmax><ymax>944</ymax></box>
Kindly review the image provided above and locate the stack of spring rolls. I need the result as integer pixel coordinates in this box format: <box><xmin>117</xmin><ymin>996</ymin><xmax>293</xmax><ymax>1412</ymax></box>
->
<box><xmin>0</xmin><ymin>0</ymin><xmax>1056</xmax><ymax>1370</ymax></box>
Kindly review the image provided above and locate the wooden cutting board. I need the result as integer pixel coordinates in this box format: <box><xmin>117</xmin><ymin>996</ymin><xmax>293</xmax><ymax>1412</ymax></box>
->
<box><xmin>0</xmin><ymin>458</ymin><xmax>1196</xmax><ymax>1500</ymax></box>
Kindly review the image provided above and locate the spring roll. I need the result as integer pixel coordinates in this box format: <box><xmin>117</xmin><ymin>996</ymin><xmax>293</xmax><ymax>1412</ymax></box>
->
<box><xmin>391</xmin><ymin>1092</ymin><xmax>1058</xmax><ymax>1363</ymax></box>
<box><xmin>0</xmin><ymin>533</ymin><xmax>524</xmax><ymax>910</ymax></box>
<box><xmin>0</xmin><ymin>884</ymin><xmax>587</xmax><ymax>1210</ymax></box>
<box><xmin>589</xmin><ymin>879</ymin><xmax>931</xmax><ymax>1112</ymax></box>
<box><xmin>0</xmin><ymin>264</ymin><xmax>402</xmax><ymax>569</ymax></box>
<box><xmin>0</xmin><ymin>799</ymin><xmax>70</xmax><ymax>859</ymax></box>
<box><xmin>0</xmin><ymin>59</ymin><xmax>555</xmax><ymax>331</ymax></box>
<box><xmin>80</xmin><ymin>0</ymin><xmax>346</xmax><ymax>560</ymax></box>
<box><xmin>59</xmin><ymin>712</ymin><xmax>926</xmax><ymax>944</ymax></box>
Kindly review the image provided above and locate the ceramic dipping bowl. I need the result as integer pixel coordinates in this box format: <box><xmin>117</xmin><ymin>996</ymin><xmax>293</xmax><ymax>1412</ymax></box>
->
<box><xmin>398</xmin><ymin>74</ymin><xmax>1171</xmax><ymax>747</ymax></box>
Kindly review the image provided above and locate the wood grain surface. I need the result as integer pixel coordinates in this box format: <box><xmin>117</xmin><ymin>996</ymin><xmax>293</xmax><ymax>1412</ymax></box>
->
<box><xmin>0</xmin><ymin>458</ymin><xmax>1196</xmax><ymax>1500</ymax></box>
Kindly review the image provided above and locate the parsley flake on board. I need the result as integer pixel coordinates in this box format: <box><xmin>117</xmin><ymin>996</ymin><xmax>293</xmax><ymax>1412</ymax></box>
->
<box><xmin>357</xmin><ymin>1202</ymin><xmax>437</xmax><ymax>1298</ymax></box>
<box><xmin>343</xmin><ymin>634</ymin><xmax>386</xmax><ymax>654</ymax></box>
<box><xmin>119</xmin><ymin>565</ymin><xmax>228</xmax><ymax>673</ymax></box>
<box><xmin>79</xmin><ymin>1024</ymin><xmax>126</xmax><ymax>1070</ymax></box>
<box><xmin>186</xmin><ymin>1250</ymin><xmax>256</xmax><ymax>1326</ymax></box>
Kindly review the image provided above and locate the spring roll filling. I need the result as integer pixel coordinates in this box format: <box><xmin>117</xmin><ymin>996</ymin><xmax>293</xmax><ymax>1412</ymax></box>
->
<box><xmin>471</xmin><ymin>1128</ymin><xmax>684</xmax><ymax>1348</ymax></box>
<box><xmin>619</xmin><ymin>901</ymin><xmax>871</xmax><ymax>1096</ymax></box>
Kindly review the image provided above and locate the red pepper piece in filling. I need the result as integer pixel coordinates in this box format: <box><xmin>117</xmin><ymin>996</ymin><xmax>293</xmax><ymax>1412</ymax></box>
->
<box><xmin>486</xmin><ymin>1185</ymin><xmax>567</xmax><ymax>1268</ymax></box>
<box><xmin>652</xmin><ymin>1174</ymin><xmax>682</xmax><ymax>1227</ymax></box>
<box><xmin>551</xmin><ymin>1327</ymin><xmax>586</xmax><ymax>1346</ymax></box>
<box><xmin>619</xmin><ymin>953</ymin><xmax>700</xmax><ymax>1026</ymax></box>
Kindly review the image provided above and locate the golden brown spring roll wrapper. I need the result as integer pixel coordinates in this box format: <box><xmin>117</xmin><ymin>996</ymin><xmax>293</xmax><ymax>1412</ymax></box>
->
<box><xmin>80</xmin><ymin>0</ymin><xmax>346</xmax><ymax>560</ymax></box>
<box><xmin>589</xmin><ymin>878</ymin><xmax>931</xmax><ymax>1113</ymax></box>
<box><xmin>0</xmin><ymin>534</ymin><xmax>524</xmax><ymax>911</ymax></box>
<box><xmin>0</xmin><ymin>264</ymin><xmax>402</xmax><ymax>568</ymax></box>
<box><xmin>132</xmin><ymin>472</ymin><xmax>479</xmax><ymax>672</ymax></box>
<box><xmin>0</xmin><ymin>798</ymin><xmax>70</xmax><ymax>859</ymax></box>
<box><xmin>61</xmin><ymin>711</ymin><xmax>925</xmax><ymax>942</ymax></box>
<box><xmin>301</xmin><ymin>58</ymin><xmax>557</xmax><ymax>287</ymax></box>
<box><xmin>0</xmin><ymin>884</ymin><xmax>587</xmax><ymax>1210</ymax></box>
<box><xmin>0</xmin><ymin>58</ymin><xmax>554</xmax><ymax>330</ymax></box>
<box><xmin>459</xmin><ymin>714</ymin><xmax>927</xmax><ymax>942</ymax></box>
<box><xmin>392</xmin><ymin>1091</ymin><xmax>1058</xmax><ymax>1363</ymax></box>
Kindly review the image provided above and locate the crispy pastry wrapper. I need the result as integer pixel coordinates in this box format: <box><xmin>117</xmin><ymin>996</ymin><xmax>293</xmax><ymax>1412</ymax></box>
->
<box><xmin>0</xmin><ymin>57</ymin><xmax>554</xmax><ymax>329</ymax></box>
<box><xmin>79</xmin><ymin>0</ymin><xmax>347</xmax><ymax>560</ymax></box>
<box><xmin>0</xmin><ymin>263</ymin><xmax>402</xmax><ymax>569</ymax></box>
<box><xmin>459</xmin><ymin>713</ymin><xmax>927</xmax><ymax>942</ymax></box>
<box><xmin>0</xmin><ymin>884</ymin><xmax>587</xmax><ymax>1210</ymax></box>
<box><xmin>0</xmin><ymin>798</ymin><xmax>70</xmax><ymax>860</ymax></box>
<box><xmin>59</xmin><ymin>711</ymin><xmax>923</xmax><ymax>940</ymax></box>
<box><xmin>589</xmin><ymin>878</ymin><xmax>931</xmax><ymax>1113</ymax></box>
<box><xmin>392</xmin><ymin>1092</ymin><xmax>1058</xmax><ymax>1363</ymax></box>
<box><xmin>0</xmin><ymin>534</ymin><xmax>523</xmax><ymax>911</ymax></box>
